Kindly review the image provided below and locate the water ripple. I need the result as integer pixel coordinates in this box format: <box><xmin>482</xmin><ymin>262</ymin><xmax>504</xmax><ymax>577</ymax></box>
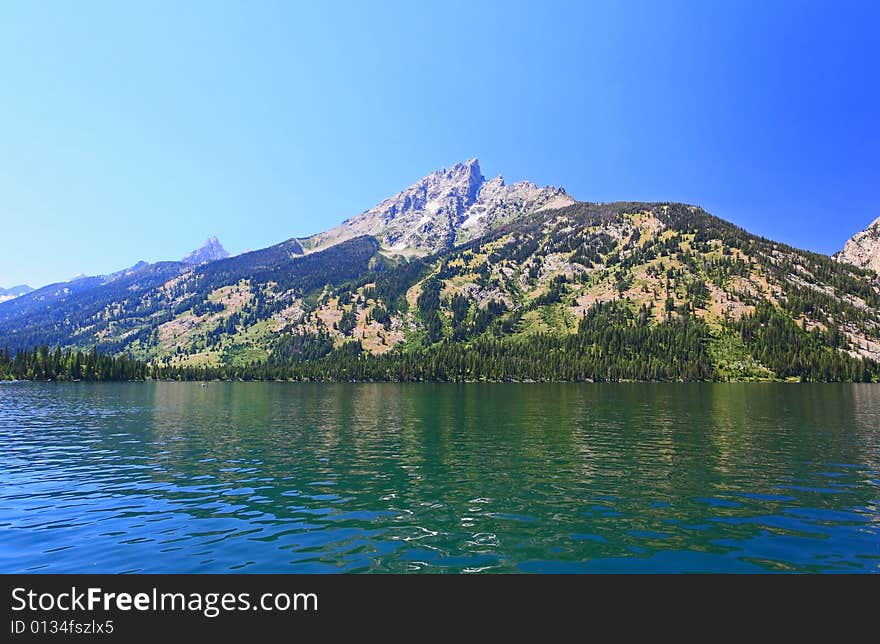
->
<box><xmin>1</xmin><ymin>382</ymin><xmax>879</xmax><ymax>573</ymax></box>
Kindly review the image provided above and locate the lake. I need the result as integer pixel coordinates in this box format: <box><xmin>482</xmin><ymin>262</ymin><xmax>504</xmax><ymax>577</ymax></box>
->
<box><xmin>1</xmin><ymin>382</ymin><xmax>878</xmax><ymax>573</ymax></box>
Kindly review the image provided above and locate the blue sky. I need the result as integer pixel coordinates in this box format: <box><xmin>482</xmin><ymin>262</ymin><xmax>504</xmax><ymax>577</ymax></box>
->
<box><xmin>1</xmin><ymin>1</ymin><xmax>878</xmax><ymax>288</ymax></box>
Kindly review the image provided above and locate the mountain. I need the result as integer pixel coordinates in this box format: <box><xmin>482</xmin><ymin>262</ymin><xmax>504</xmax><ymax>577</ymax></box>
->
<box><xmin>302</xmin><ymin>158</ymin><xmax>573</xmax><ymax>256</ymax></box>
<box><xmin>836</xmin><ymin>216</ymin><xmax>880</xmax><ymax>272</ymax></box>
<box><xmin>0</xmin><ymin>284</ymin><xmax>34</xmax><ymax>304</ymax></box>
<box><xmin>0</xmin><ymin>243</ymin><xmax>230</xmax><ymax>338</ymax></box>
<box><xmin>182</xmin><ymin>236</ymin><xmax>230</xmax><ymax>265</ymax></box>
<box><xmin>1</xmin><ymin>160</ymin><xmax>878</xmax><ymax>382</ymax></box>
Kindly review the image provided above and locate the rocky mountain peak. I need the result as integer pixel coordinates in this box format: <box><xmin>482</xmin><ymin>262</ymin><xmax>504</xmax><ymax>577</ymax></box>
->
<box><xmin>378</xmin><ymin>156</ymin><xmax>485</xmax><ymax>222</ymax></box>
<box><xmin>182</xmin><ymin>236</ymin><xmax>230</xmax><ymax>266</ymax></box>
<box><xmin>304</xmin><ymin>158</ymin><xmax>574</xmax><ymax>255</ymax></box>
<box><xmin>444</xmin><ymin>157</ymin><xmax>483</xmax><ymax>202</ymax></box>
<box><xmin>836</xmin><ymin>216</ymin><xmax>880</xmax><ymax>273</ymax></box>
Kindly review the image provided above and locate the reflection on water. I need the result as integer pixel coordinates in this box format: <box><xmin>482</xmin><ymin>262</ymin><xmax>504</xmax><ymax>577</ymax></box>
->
<box><xmin>0</xmin><ymin>382</ymin><xmax>878</xmax><ymax>573</ymax></box>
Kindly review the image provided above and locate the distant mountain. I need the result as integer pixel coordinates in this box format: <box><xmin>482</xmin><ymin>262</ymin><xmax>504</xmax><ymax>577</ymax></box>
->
<box><xmin>106</xmin><ymin>261</ymin><xmax>151</xmax><ymax>281</ymax></box>
<box><xmin>0</xmin><ymin>244</ymin><xmax>231</xmax><ymax>331</ymax></box>
<box><xmin>182</xmin><ymin>236</ymin><xmax>229</xmax><ymax>265</ymax></box>
<box><xmin>836</xmin><ymin>216</ymin><xmax>880</xmax><ymax>272</ymax></box>
<box><xmin>0</xmin><ymin>284</ymin><xmax>34</xmax><ymax>304</ymax></box>
<box><xmin>0</xmin><ymin>160</ymin><xmax>878</xmax><ymax>382</ymax></box>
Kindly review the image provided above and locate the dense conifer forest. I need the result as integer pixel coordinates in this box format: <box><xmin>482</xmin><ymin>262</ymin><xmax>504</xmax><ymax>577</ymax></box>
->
<box><xmin>0</xmin><ymin>346</ymin><xmax>148</xmax><ymax>381</ymax></box>
<box><xmin>4</xmin><ymin>300</ymin><xmax>875</xmax><ymax>383</ymax></box>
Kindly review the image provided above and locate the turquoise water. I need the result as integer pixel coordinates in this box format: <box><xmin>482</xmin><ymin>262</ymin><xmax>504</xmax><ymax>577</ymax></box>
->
<box><xmin>1</xmin><ymin>382</ymin><xmax>878</xmax><ymax>573</ymax></box>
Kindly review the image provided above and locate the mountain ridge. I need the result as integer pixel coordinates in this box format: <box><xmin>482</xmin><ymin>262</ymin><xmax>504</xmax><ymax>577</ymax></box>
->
<box><xmin>1</xmin><ymin>161</ymin><xmax>878</xmax><ymax>382</ymax></box>
<box><xmin>0</xmin><ymin>284</ymin><xmax>34</xmax><ymax>304</ymax></box>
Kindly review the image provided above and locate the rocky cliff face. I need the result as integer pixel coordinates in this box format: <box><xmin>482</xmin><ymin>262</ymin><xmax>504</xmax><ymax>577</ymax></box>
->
<box><xmin>303</xmin><ymin>158</ymin><xmax>573</xmax><ymax>255</ymax></box>
<box><xmin>182</xmin><ymin>236</ymin><xmax>230</xmax><ymax>265</ymax></box>
<box><xmin>836</xmin><ymin>217</ymin><xmax>880</xmax><ymax>273</ymax></box>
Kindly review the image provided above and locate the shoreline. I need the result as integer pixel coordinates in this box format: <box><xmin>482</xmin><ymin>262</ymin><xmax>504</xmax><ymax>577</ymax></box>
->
<box><xmin>2</xmin><ymin>378</ymin><xmax>876</xmax><ymax>385</ymax></box>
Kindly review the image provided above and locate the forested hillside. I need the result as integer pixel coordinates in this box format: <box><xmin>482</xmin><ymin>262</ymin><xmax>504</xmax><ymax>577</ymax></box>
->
<box><xmin>2</xmin><ymin>200</ymin><xmax>878</xmax><ymax>382</ymax></box>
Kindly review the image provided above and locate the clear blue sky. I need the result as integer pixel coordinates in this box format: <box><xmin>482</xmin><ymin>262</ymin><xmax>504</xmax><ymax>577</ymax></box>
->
<box><xmin>1</xmin><ymin>1</ymin><xmax>878</xmax><ymax>288</ymax></box>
